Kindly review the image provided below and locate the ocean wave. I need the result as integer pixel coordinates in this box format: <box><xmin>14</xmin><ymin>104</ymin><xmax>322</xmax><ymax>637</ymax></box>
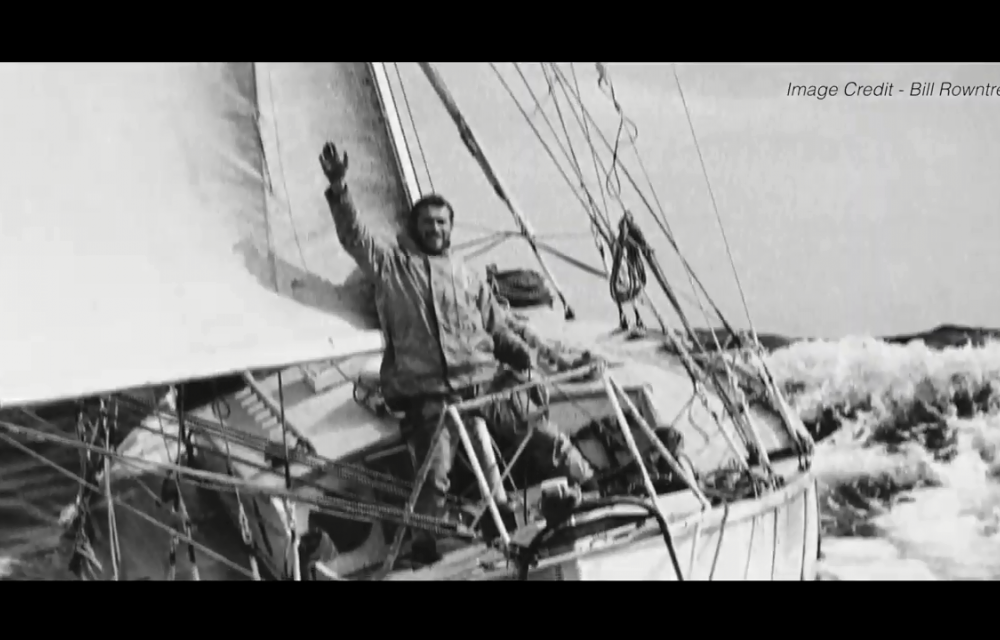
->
<box><xmin>764</xmin><ymin>333</ymin><xmax>1000</xmax><ymax>579</ymax></box>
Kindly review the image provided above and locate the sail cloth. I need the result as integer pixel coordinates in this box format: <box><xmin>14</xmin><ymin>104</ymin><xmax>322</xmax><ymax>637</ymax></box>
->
<box><xmin>0</xmin><ymin>63</ymin><xmax>410</xmax><ymax>407</ymax></box>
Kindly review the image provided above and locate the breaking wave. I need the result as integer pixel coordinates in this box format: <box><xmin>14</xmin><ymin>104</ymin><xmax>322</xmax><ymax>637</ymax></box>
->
<box><xmin>766</xmin><ymin>334</ymin><xmax>1000</xmax><ymax>579</ymax></box>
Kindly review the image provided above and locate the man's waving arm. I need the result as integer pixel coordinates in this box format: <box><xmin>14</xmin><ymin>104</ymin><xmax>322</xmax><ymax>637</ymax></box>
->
<box><xmin>320</xmin><ymin>142</ymin><xmax>389</xmax><ymax>276</ymax></box>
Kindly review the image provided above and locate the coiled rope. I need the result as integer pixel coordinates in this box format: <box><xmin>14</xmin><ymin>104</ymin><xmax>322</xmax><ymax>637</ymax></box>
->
<box><xmin>608</xmin><ymin>213</ymin><xmax>648</xmax><ymax>331</ymax></box>
<box><xmin>486</xmin><ymin>264</ymin><xmax>553</xmax><ymax>309</ymax></box>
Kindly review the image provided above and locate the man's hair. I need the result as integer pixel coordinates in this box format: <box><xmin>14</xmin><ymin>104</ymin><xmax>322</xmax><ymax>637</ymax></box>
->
<box><xmin>409</xmin><ymin>194</ymin><xmax>454</xmax><ymax>223</ymax></box>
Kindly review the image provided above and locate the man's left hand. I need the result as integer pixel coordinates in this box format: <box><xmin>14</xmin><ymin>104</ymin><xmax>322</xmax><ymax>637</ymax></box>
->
<box><xmin>496</xmin><ymin>336</ymin><xmax>533</xmax><ymax>372</ymax></box>
<box><xmin>507</xmin><ymin>341</ymin><xmax>533</xmax><ymax>372</ymax></box>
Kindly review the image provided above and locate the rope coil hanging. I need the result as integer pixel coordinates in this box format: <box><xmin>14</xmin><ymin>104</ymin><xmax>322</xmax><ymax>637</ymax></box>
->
<box><xmin>608</xmin><ymin>213</ymin><xmax>648</xmax><ymax>331</ymax></box>
<box><xmin>101</xmin><ymin>398</ymin><xmax>122</xmax><ymax>580</ymax></box>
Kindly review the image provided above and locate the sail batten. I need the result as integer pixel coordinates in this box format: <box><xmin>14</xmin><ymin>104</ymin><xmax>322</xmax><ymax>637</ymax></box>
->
<box><xmin>0</xmin><ymin>63</ymin><xmax>407</xmax><ymax>407</ymax></box>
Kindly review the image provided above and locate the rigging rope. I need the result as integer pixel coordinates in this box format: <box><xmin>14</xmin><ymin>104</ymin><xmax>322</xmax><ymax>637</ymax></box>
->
<box><xmin>604</xmin><ymin>211</ymin><xmax>765</xmax><ymax>465</ymax></box>
<box><xmin>460</xmin><ymin>233</ymin><xmax>513</xmax><ymax>261</ymax></box>
<box><xmin>490</xmin><ymin>64</ymin><xmax>612</xmax><ymax>248</ymax></box>
<box><xmin>669</xmin><ymin>64</ymin><xmax>761</xmax><ymax>348</ymax></box>
<box><xmin>390</xmin><ymin>62</ymin><xmax>769</xmax><ymax>472</ymax></box>
<box><xmin>168</xmin><ymin>388</ymin><xmax>200</xmax><ymax>580</ymax></box>
<box><xmin>135</xmin><ymin>400</ymin><xmax>434</xmax><ymax>522</ymax></box>
<box><xmin>101</xmin><ymin>399</ymin><xmax>121</xmax><ymax>580</ymax></box>
<box><xmin>68</xmin><ymin>402</ymin><xmax>103</xmax><ymax>580</ymax></box>
<box><xmin>664</xmin><ymin>63</ymin><xmax>813</xmax><ymax>464</ymax></box>
<box><xmin>0</xmin><ymin>418</ymin><xmax>462</xmax><ymax>535</ymax></box>
<box><xmin>659</xmin><ymin>64</ymin><xmax>779</xmax><ymax>472</ymax></box>
<box><xmin>529</xmin><ymin>65</ymin><xmax>651</xmax><ymax>331</ymax></box>
<box><xmin>393</xmin><ymin>62</ymin><xmax>435</xmax><ymax>193</ymax></box>
<box><xmin>490</xmin><ymin>63</ymin><xmax>703</xmax><ymax>343</ymax></box>
<box><xmin>594</xmin><ymin>62</ymin><xmax>639</xmax><ymax>203</ymax></box>
<box><xmin>116</xmin><ymin>393</ymin><xmax>414</xmax><ymax>500</ymax></box>
<box><xmin>514</xmin><ymin>63</ymin><xmax>613</xmax><ymax>235</ymax></box>
<box><xmin>526</xmin><ymin>66</ymin><xmax>617</xmax><ymax>258</ymax></box>
<box><xmin>489</xmin><ymin>62</ymin><xmax>627</xmax><ymax>331</ymax></box>
<box><xmin>569</xmin><ymin>64</ymin><xmax>612</xmax><ymax>219</ymax></box>
<box><xmin>547</xmin><ymin>64</ymin><xmax>746</xmax><ymax>343</ymax></box>
<box><xmin>275</xmin><ymin>372</ymin><xmax>302</xmax><ymax>581</ymax></box>
<box><xmin>212</xmin><ymin>390</ymin><xmax>262</xmax><ymax>581</ymax></box>
<box><xmin>0</xmin><ymin>430</ymin><xmax>258</xmax><ymax>580</ymax></box>
<box><xmin>495</xmin><ymin>63</ymin><xmax>648</xmax><ymax>329</ymax></box>
<box><xmin>550</xmin><ymin>64</ymin><xmax>617</xmax><ymax>276</ymax></box>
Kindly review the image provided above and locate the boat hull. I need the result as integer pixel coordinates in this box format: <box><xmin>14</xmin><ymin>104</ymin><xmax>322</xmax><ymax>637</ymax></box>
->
<box><xmin>175</xmin><ymin>265</ymin><xmax>819</xmax><ymax>581</ymax></box>
<box><xmin>194</xmin><ymin>427</ymin><xmax>822</xmax><ymax>582</ymax></box>
<box><xmin>556</xmin><ymin>471</ymin><xmax>820</xmax><ymax>581</ymax></box>
<box><xmin>387</xmin><ymin>459</ymin><xmax>819</xmax><ymax>581</ymax></box>
<box><xmin>189</xmin><ymin>318</ymin><xmax>821</xmax><ymax>581</ymax></box>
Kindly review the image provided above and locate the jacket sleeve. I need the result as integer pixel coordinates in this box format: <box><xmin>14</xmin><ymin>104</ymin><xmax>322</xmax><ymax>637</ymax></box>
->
<box><xmin>325</xmin><ymin>184</ymin><xmax>389</xmax><ymax>276</ymax></box>
<box><xmin>477</xmin><ymin>280</ymin><xmax>535</xmax><ymax>358</ymax></box>
<box><xmin>477</xmin><ymin>281</ymin><xmax>583</xmax><ymax>371</ymax></box>
<box><xmin>478</xmin><ymin>280</ymin><xmax>515</xmax><ymax>340</ymax></box>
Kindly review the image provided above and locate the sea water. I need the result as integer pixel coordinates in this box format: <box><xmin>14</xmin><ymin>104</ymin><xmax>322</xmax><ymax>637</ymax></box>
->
<box><xmin>4</xmin><ymin>62</ymin><xmax>1000</xmax><ymax>580</ymax></box>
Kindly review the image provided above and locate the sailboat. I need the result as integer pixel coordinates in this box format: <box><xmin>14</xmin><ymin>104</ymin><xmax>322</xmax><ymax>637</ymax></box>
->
<box><xmin>0</xmin><ymin>62</ymin><xmax>820</xmax><ymax>581</ymax></box>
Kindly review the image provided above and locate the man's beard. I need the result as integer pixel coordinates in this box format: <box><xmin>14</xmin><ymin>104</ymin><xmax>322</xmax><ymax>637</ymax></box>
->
<box><xmin>411</xmin><ymin>223</ymin><xmax>450</xmax><ymax>256</ymax></box>
<box><xmin>420</xmin><ymin>235</ymin><xmax>450</xmax><ymax>255</ymax></box>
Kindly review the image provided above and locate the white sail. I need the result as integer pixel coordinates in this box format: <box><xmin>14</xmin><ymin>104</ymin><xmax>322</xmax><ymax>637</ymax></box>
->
<box><xmin>0</xmin><ymin>63</ymin><xmax>409</xmax><ymax>407</ymax></box>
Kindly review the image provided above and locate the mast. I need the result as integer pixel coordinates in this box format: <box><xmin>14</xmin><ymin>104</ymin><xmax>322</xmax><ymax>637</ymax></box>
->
<box><xmin>370</xmin><ymin>63</ymin><xmax>422</xmax><ymax>207</ymax></box>
<box><xmin>417</xmin><ymin>62</ymin><xmax>576</xmax><ymax>320</ymax></box>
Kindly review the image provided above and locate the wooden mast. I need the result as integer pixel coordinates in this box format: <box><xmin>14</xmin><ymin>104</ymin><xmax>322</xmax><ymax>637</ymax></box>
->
<box><xmin>370</xmin><ymin>63</ymin><xmax>423</xmax><ymax>207</ymax></box>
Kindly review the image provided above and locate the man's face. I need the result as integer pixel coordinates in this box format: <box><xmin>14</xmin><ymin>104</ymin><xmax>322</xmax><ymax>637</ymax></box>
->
<box><xmin>414</xmin><ymin>205</ymin><xmax>452</xmax><ymax>255</ymax></box>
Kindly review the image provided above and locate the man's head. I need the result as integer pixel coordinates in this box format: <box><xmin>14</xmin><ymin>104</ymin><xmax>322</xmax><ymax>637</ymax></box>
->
<box><xmin>408</xmin><ymin>194</ymin><xmax>454</xmax><ymax>256</ymax></box>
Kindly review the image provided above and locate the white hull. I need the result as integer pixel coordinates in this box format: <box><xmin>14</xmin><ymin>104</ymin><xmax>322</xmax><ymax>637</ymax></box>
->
<box><xmin>195</xmin><ymin>428</ymin><xmax>819</xmax><ymax>581</ymax></box>
<box><xmin>387</xmin><ymin>459</ymin><xmax>819</xmax><ymax>581</ymax></box>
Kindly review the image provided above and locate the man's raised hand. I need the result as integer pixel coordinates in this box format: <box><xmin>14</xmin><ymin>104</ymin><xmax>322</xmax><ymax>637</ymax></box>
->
<box><xmin>319</xmin><ymin>142</ymin><xmax>349</xmax><ymax>186</ymax></box>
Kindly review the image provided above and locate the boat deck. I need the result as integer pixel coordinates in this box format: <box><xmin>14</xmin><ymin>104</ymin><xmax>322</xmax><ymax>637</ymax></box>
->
<box><xmin>184</xmin><ymin>306</ymin><xmax>805</xmax><ymax>580</ymax></box>
<box><xmin>197</xmin><ymin>307</ymin><xmax>795</xmax><ymax>483</ymax></box>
